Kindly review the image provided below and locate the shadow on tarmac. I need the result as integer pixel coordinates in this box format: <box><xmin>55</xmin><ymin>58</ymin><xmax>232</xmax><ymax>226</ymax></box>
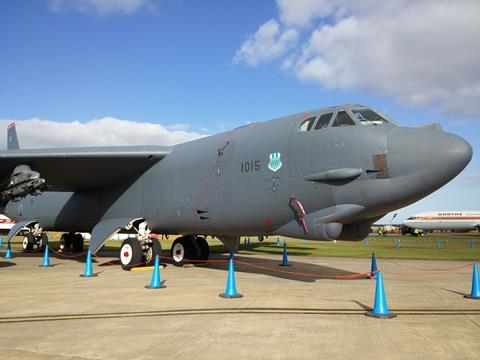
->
<box><xmin>440</xmin><ymin>288</ymin><xmax>468</xmax><ymax>297</ymax></box>
<box><xmin>0</xmin><ymin>261</ymin><xmax>16</xmax><ymax>268</ymax></box>
<box><xmin>203</xmin><ymin>254</ymin><xmax>368</xmax><ymax>283</ymax></box>
<box><xmin>8</xmin><ymin>246</ymin><xmax>368</xmax><ymax>283</ymax></box>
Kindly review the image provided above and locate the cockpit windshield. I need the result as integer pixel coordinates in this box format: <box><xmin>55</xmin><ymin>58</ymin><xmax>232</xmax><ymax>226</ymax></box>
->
<box><xmin>351</xmin><ymin>108</ymin><xmax>388</xmax><ymax>125</ymax></box>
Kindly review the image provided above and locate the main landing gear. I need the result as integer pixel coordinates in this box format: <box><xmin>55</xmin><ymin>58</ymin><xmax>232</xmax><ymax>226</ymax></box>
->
<box><xmin>59</xmin><ymin>233</ymin><xmax>85</xmax><ymax>252</ymax></box>
<box><xmin>22</xmin><ymin>223</ymin><xmax>48</xmax><ymax>251</ymax></box>
<box><xmin>170</xmin><ymin>235</ymin><xmax>209</xmax><ymax>267</ymax></box>
<box><xmin>119</xmin><ymin>221</ymin><xmax>161</xmax><ymax>270</ymax></box>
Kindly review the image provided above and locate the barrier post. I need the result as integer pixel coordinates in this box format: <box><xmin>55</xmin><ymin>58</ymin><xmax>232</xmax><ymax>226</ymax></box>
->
<box><xmin>4</xmin><ymin>241</ymin><xmax>13</xmax><ymax>259</ymax></box>
<box><xmin>365</xmin><ymin>272</ymin><xmax>396</xmax><ymax>319</ymax></box>
<box><xmin>464</xmin><ymin>263</ymin><xmax>480</xmax><ymax>300</ymax></box>
<box><xmin>145</xmin><ymin>255</ymin><xmax>166</xmax><ymax>289</ymax></box>
<box><xmin>369</xmin><ymin>252</ymin><xmax>378</xmax><ymax>279</ymax></box>
<box><xmin>279</xmin><ymin>240</ymin><xmax>291</xmax><ymax>267</ymax></box>
<box><xmin>80</xmin><ymin>250</ymin><xmax>97</xmax><ymax>277</ymax></box>
<box><xmin>39</xmin><ymin>245</ymin><xmax>53</xmax><ymax>267</ymax></box>
<box><xmin>220</xmin><ymin>253</ymin><xmax>243</xmax><ymax>298</ymax></box>
<box><xmin>396</xmin><ymin>239</ymin><xmax>400</xmax><ymax>248</ymax></box>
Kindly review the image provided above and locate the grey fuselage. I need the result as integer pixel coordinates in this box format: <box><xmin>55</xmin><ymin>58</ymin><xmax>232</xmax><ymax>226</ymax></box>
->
<box><xmin>3</xmin><ymin>105</ymin><xmax>472</xmax><ymax>241</ymax></box>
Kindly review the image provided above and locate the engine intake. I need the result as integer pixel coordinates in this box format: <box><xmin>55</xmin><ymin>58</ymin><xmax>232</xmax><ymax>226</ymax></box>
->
<box><xmin>0</xmin><ymin>165</ymin><xmax>45</xmax><ymax>203</ymax></box>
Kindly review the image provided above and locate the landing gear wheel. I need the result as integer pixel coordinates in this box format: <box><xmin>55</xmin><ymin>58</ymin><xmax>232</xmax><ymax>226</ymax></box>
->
<box><xmin>22</xmin><ymin>233</ymin><xmax>35</xmax><ymax>251</ymax></box>
<box><xmin>170</xmin><ymin>237</ymin><xmax>193</xmax><ymax>267</ymax></box>
<box><xmin>38</xmin><ymin>233</ymin><xmax>48</xmax><ymax>250</ymax></box>
<box><xmin>59</xmin><ymin>234</ymin><xmax>72</xmax><ymax>252</ymax></box>
<box><xmin>145</xmin><ymin>239</ymin><xmax>162</xmax><ymax>266</ymax></box>
<box><xmin>119</xmin><ymin>238</ymin><xmax>143</xmax><ymax>270</ymax></box>
<box><xmin>72</xmin><ymin>234</ymin><xmax>84</xmax><ymax>252</ymax></box>
<box><xmin>193</xmin><ymin>237</ymin><xmax>209</xmax><ymax>262</ymax></box>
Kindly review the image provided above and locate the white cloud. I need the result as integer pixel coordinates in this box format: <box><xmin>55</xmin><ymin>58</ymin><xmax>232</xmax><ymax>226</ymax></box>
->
<box><xmin>236</xmin><ymin>0</ymin><xmax>480</xmax><ymax>118</ymax></box>
<box><xmin>49</xmin><ymin>0</ymin><xmax>155</xmax><ymax>15</ymax></box>
<box><xmin>0</xmin><ymin>117</ymin><xmax>203</xmax><ymax>149</ymax></box>
<box><xmin>234</xmin><ymin>19</ymin><xmax>298</xmax><ymax>67</ymax></box>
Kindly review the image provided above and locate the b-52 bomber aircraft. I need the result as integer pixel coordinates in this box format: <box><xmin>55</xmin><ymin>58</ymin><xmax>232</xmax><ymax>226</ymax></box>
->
<box><xmin>1</xmin><ymin>105</ymin><xmax>472</xmax><ymax>269</ymax></box>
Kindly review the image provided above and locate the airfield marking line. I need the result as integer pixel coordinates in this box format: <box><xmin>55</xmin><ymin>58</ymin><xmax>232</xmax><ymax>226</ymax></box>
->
<box><xmin>1</xmin><ymin>308</ymin><xmax>479</xmax><ymax>324</ymax></box>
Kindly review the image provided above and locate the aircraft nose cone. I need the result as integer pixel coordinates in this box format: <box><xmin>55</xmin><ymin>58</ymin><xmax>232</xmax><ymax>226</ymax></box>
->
<box><xmin>388</xmin><ymin>128</ymin><xmax>472</xmax><ymax>187</ymax></box>
<box><xmin>442</xmin><ymin>133</ymin><xmax>472</xmax><ymax>173</ymax></box>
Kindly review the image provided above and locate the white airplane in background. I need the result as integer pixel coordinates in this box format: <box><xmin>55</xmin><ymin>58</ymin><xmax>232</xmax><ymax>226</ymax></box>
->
<box><xmin>403</xmin><ymin>211</ymin><xmax>480</xmax><ymax>233</ymax></box>
<box><xmin>0</xmin><ymin>214</ymin><xmax>15</xmax><ymax>234</ymax></box>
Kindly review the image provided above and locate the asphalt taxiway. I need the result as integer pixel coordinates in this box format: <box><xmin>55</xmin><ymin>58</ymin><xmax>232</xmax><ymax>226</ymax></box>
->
<box><xmin>1</xmin><ymin>250</ymin><xmax>479</xmax><ymax>359</ymax></box>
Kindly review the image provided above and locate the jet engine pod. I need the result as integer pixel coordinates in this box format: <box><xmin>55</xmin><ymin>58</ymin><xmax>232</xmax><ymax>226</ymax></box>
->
<box><xmin>313</xmin><ymin>221</ymin><xmax>343</xmax><ymax>240</ymax></box>
<box><xmin>274</xmin><ymin>204</ymin><xmax>365</xmax><ymax>240</ymax></box>
<box><xmin>274</xmin><ymin>219</ymin><xmax>343</xmax><ymax>240</ymax></box>
<box><xmin>337</xmin><ymin>221</ymin><xmax>372</xmax><ymax>241</ymax></box>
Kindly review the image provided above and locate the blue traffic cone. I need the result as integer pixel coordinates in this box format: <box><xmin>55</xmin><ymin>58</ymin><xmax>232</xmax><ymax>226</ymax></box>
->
<box><xmin>365</xmin><ymin>272</ymin><xmax>396</xmax><ymax>318</ymax></box>
<box><xmin>243</xmin><ymin>238</ymin><xmax>247</xmax><ymax>247</ymax></box>
<box><xmin>464</xmin><ymin>263</ymin><xmax>480</xmax><ymax>300</ymax></box>
<box><xmin>4</xmin><ymin>241</ymin><xmax>13</xmax><ymax>259</ymax></box>
<box><xmin>80</xmin><ymin>250</ymin><xmax>97</xmax><ymax>277</ymax></box>
<box><xmin>0</xmin><ymin>236</ymin><xmax>3</xmax><ymax>248</ymax></box>
<box><xmin>39</xmin><ymin>245</ymin><xmax>53</xmax><ymax>267</ymax></box>
<box><xmin>279</xmin><ymin>240</ymin><xmax>291</xmax><ymax>266</ymax></box>
<box><xmin>276</xmin><ymin>238</ymin><xmax>280</xmax><ymax>247</ymax></box>
<box><xmin>220</xmin><ymin>253</ymin><xmax>243</xmax><ymax>298</ymax></box>
<box><xmin>145</xmin><ymin>255</ymin><xmax>166</xmax><ymax>289</ymax></box>
<box><xmin>369</xmin><ymin>252</ymin><xmax>378</xmax><ymax>279</ymax></box>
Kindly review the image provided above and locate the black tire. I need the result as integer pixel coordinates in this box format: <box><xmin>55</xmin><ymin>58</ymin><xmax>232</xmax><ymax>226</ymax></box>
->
<box><xmin>38</xmin><ymin>233</ymin><xmax>48</xmax><ymax>250</ymax></box>
<box><xmin>72</xmin><ymin>234</ymin><xmax>84</xmax><ymax>252</ymax></box>
<box><xmin>119</xmin><ymin>238</ymin><xmax>143</xmax><ymax>271</ymax></box>
<box><xmin>145</xmin><ymin>239</ymin><xmax>162</xmax><ymax>266</ymax></box>
<box><xmin>194</xmin><ymin>236</ymin><xmax>209</xmax><ymax>262</ymax></box>
<box><xmin>170</xmin><ymin>237</ymin><xmax>192</xmax><ymax>267</ymax></box>
<box><xmin>59</xmin><ymin>233</ymin><xmax>72</xmax><ymax>252</ymax></box>
<box><xmin>22</xmin><ymin>233</ymin><xmax>35</xmax><ymax>251</ymax></box>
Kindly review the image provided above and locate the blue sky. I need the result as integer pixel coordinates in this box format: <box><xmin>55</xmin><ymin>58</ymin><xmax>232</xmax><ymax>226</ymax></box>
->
<box><xmin>0</xmin><ymin>0</ymin><xmax>478</xmax><ymax>222</ymax></box>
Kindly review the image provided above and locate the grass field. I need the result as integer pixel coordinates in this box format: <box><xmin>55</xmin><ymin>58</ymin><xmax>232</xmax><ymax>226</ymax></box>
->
<box><xmin>6</xmin><ymin>233</ymin><xmax>480</xmax><ymax>261</ymax></box>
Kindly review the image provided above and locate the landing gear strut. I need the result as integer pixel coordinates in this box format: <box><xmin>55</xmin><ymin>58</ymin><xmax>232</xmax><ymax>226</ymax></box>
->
<box><xmin>170</xmin><ymin>235</ymin><xmax>209</xmax><ymax>267</ymax></box>
<box><xmin>119</xmin><ymin>221</ymin><xmax>161</xmax><ymax>270</ymax></box>
<box><xmin>22</xmin><ymin>224</ymin><xmax>48</xmax><ymax>251</ymax></box>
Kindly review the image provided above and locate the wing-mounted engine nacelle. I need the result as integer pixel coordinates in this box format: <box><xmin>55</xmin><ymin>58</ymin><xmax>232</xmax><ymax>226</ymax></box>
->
<box><xmin>274</xmin><ymin>204</ymin><xmax>366</xmax><ymax>241</ymax></box>
<box><xmin>0</xmin><ymin>165</ymin><xmax>45</xmax><ymax>203</ymax></box>
<box><xmin>275</xmin><ymin>219</ymin><xmax>343</xmax><ymax>240</ymax></box>
<box><xmin>336</xmin><ymin>221</ymin><xmax>372</xmax><ymax>241</ymax></box>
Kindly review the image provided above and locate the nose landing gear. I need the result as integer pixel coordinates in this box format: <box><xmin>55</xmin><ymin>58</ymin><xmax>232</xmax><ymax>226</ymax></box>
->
<box><xmin>119</xmin><ymin>221</ymin><xmax>162</xmax><ymax>270</ymax></box>
<box><xmin>21</xmin><ymin>224</ymin><xmax>48</xmax><ymax>252</ymax></box>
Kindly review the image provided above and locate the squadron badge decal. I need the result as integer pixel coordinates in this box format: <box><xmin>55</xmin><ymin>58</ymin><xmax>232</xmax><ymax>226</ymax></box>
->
<box><xmin>268</xmin><ymin>152</ymin><xmax>282</xmax><ymax>172</ymax></box>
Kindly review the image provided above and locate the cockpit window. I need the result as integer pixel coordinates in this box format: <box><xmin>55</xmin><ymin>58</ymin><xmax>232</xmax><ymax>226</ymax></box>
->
<box><xmin>332</xmin><ymin>111</ymin><xmax>355</xmax><ymax>127</ymax></box>
<box><xmin>352</xmin><ymin>108</ymin><xmax>388</xmax><ymax>125</ymax></box>
<box><xmin>299</xmin><ymin>116</ymin><xmax>317</xmax><ymax>132</ymax></box>
<box><xmin>406</xmin><ymin>217</ymin><xmax>417</xmax><ymax>220</ymax></box>
<box><xmin>314</xmin><ymin>113</ymin><xmax>333</xmax><ymax>130</ymax></box>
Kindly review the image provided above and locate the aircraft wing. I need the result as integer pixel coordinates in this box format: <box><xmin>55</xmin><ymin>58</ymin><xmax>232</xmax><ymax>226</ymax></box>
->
<box><xmin>0</xmin><ymin>146</ymin><xmax>171</xmax><ymax>192</ymax></box>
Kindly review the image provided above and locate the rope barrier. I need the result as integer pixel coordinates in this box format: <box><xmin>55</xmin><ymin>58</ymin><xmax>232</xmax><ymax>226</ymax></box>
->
<box><xmin>50</xmin><ymin>248</ymin><xmax>89</xmax><ymax>258</ymax></box>
<box><xmin>382</xmin><ymin>258</ymin><xmax>474</xmax><ymax>273</ymax></box>
<box><xmin>10</xmin><ymin>242</ymin><xmax>476</xmax><ymax>278</ymax></box>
